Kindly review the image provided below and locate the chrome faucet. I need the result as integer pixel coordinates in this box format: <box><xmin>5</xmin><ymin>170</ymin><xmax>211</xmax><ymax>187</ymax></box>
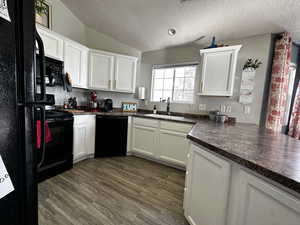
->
<box><xmin>166</xmin><ymin>97</ymin><xmax>171</xmax><ymax>115</ymax></box>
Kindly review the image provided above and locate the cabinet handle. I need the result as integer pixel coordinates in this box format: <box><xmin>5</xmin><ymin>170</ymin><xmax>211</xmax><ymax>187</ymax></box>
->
<box><xmin>200</xmin><ymin>81</ymin><xmax>203</xmax><ymax>93</ymax></box>
<box><xmin>108</xmin><ymin>80</ymin><xmax>111</xmax><ymax>88</ymax></box>
<box><xmin>114</xmin><ymin>80</ymin><xmax>117</xmax><ymax>88</ymax></box>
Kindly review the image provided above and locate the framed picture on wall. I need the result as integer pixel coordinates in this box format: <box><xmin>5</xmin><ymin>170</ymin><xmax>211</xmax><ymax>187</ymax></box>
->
<box><xmin>35</xmin><ymin>0</ymin><xmax>52</xmax><ymax>29</ymax></box>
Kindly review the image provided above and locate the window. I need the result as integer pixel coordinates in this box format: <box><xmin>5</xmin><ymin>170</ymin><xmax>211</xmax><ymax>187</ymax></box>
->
<box><xmin>151</xmin><ymin>64</ymin><xmax>197</xmax><ymax>103</ymax></box>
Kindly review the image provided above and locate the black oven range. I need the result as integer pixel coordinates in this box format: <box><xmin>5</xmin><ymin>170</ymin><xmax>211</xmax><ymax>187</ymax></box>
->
<box><xmin>36</xmin><ymin>94</ymin><xmax>74</xmax><ymax>182</ymax></box>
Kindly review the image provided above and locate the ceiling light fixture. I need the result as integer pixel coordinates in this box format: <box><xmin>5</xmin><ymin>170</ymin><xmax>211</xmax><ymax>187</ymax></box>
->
<box><xmin>168</xmin><ymin>28</ymin><xmax>176</xmax><ymax>36</ymax></box>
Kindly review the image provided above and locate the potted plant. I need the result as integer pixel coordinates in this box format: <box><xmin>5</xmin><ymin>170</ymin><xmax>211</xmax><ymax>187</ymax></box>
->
<box><xmin>35</xmin><ymin>0</ymin><xmax>48</xmax><ymax>24</ymax></box>
<box><xmin>243</xmin><ymin>58</ymin><xmax>263</xmax><ymax>71</ymax></box>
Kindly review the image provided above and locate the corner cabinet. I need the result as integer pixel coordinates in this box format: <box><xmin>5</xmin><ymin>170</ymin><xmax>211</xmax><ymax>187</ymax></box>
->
<box><xmin>198</xmin><ymin>45</ymin><xmax>242</xmax><ymax>96</ymax></box>
<box><xmin>89</xmin><ymin>49</ymin><xmax>137</xmax><ymax>93</ymax></box>
<box><xmin>89</xmin><ymin>50</ymin><xmax>115</xmax><ymax>91</ymax></box>
<box><xmin>184</xmin><ymin>143</ymin><xmax>231</xmax><ymax>225</ymax></box>
<box><xmin>131</xmin><ymin>117</ymin><xmax>193</xmax><ymax>168</ymax></box>
<box><xmin>114</xmin><ymin>55</ymin><xmax>137</xmax><ymax>93</ymax></box>
<box><xmin>64</xmin><ymin>40</ymin><xmax>89</xmax><ymax>88</ymax></box>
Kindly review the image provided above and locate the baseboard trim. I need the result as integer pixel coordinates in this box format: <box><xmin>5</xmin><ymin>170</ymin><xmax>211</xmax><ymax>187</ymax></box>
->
<box><xmin>131</xmin><ymin>151</ymin><xmax>186</xmax><ymax>171</ymax></box>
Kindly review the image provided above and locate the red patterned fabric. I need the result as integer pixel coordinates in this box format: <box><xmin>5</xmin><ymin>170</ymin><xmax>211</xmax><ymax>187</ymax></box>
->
<box><xmin>266</xmin><ymin>32</ymin><xmax>292</xmax><ymax>131</ymax></box>
<box><xmin>289</xmin><ymin>82</ymin><xmax>300</xmax><ymax>139</ymax></box>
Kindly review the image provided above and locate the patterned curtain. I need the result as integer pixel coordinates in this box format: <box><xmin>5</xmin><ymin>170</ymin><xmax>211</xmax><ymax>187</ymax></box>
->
<box><xmin>289</xmin><ymin>82</ymin><xmax>300</xmax><ymax>139</ymax></box>
<box><xmin>266</xmin><ymin>32</ymin><xmax>292</xmax><ymax>132</ymax></box>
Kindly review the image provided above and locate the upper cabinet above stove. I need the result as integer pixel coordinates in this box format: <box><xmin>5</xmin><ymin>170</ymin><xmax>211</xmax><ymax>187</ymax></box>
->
<box><xmin>37</xmin><ymin>26</ymin><xmax>64</xmax><ymax>61</ymax></box>
<box><xmin>197</xmin><ymin>45</ymin><xmax>242</xmax><ymax>97</ymax></box>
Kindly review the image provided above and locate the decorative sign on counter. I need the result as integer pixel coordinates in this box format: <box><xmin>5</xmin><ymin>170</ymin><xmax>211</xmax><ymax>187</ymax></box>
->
<box><xmin>0</xmin><ymin>0</ymin><xmax>11</xmax><ymax>22</ymax></box>
<box><xmin>0</xmin><ymin>155</ymin><xmax>14</xmax><ymax>199</ymax></box>
<box><xmin>122</xmin><ymin>102</ymin><xmax>137</xmax><ymax>112</ymax></box>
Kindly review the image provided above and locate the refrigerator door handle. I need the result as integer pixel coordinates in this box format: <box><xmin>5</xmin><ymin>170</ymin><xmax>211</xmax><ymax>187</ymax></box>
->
<box><xmin>36</xmin><ymin>105</ymin><xmax>46</xmax><ymax>169</ymax></box>
<box><xmin>35</xmin><ymin>30</ymin><xmax>47</xmax><ymax>104</ymax></box>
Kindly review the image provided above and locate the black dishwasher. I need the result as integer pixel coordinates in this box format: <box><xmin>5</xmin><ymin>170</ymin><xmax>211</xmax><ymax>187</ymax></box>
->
<box><xmin>95</xmin><ymin>116</ymin><xmax>128</xmax><ymax>157</ymax></box>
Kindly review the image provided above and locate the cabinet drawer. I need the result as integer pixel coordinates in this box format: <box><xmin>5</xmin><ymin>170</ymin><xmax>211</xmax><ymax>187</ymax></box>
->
<box><xmin>160</xmin><ymin>121</ymin><xmax>192</xmax><ymax>133</ymax></box>
<box><xmin>74</xmin><ymin>115</ymin><xmax>95</xmax><ymax>125</ymax></box>
<box><xmin>133</xmin><ymin>117</ymin><xmax>159</xmax><ymax>128</ymax></box>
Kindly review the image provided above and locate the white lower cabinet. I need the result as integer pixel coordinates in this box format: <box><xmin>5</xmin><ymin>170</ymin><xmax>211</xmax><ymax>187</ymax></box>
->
<box><xmin>73</xmin><ymin>115</ymin><xmax>95</xmax><ymax>163</ymax></box>
<box><xmin>184</xmin><ymin>143</ymin><xmax>300</xmax><ymax>225</ymax></box>
<box><xmin>184</xmin><ymin>144</ymin><xmax>231</xmax><ymax>225</ymax></box>
<box><xmin>132</xmin><ymin>125</ymin><xmax>157</xmax><ymax>157</ymax></box>
<box><xmin>131</xmin><ymin>117</ymin><xmax>192</xmax><ymax>168</ymax></box>
<box><xmin>231</xmin><ymin>170</ymin><xmax>300</xmax><ymax>225</ymax></box>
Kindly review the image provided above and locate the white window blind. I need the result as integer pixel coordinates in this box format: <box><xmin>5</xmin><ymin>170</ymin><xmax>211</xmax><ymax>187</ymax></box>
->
<box><xmin>151</xmin><ymin>63</ymin><xmax>197</xmax><ymax>103</ymax></box>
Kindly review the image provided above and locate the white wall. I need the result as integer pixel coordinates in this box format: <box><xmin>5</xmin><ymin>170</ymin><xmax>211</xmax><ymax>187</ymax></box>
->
<box><xmin>46</xmin><ymin>0</ymin><xmax>142</xmax><ymax>106</ymax></box>
<box><xmin>50</xmin><ymin>0</ymin><xmax>87</xmax><ymax>45</ymax></box>
<box><xmin>139</xmin><ymin>34</ymin><xmax>272</xmax><ymax>125</ymax></box>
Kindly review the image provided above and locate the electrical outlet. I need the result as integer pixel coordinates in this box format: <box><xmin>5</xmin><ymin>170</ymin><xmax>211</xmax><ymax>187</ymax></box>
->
<box><xmin>244</xmin><ymin>106</ymin><xmax>251</xmax><ymax>114</ymax></box>
<box><xmin>220</xmin><ymin>105</ymin><xmax>226</xmax><ymax>113</ymax></box>
<box><xmin>199</xmin><ymin>104</ymin><xmax>206</xmax><ymax>111</ymax></box>
<box><xmin>226</xmin><ymin>105</ymin><xmax>232</xmax><ymax>113</ymax></box>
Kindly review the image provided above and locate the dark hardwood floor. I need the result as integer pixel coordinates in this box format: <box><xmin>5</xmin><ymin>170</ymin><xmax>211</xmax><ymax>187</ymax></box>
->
<box><xmin>38</xmin><ymin>156</ymin><xmax>189</xmax><ymax>225</ymax></box>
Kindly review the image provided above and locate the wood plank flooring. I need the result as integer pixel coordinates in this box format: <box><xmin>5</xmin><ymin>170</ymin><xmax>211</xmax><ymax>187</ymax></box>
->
<box><xmin>38</xmin><ymin>156</ymin><xmax>189</xmax><ymax>225</ymax></box>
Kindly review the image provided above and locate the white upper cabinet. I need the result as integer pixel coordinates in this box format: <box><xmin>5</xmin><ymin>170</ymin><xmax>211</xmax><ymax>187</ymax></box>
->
<box><xmin>89</xmin><ymin>50</ymin><xmax>114</xmax><ymax>91</ymax></box>
<box><xmin>64</xmin><ymin>39</ymin><xmax>89</xmax><ymax>88</ymax></box>
<box><xmin>198</xmin><ymin>45</ymin><xmax>242</xmax><ymax>96</ymax></box>
<box><xmin>114</xmin><ymin>55</ymin><xmax>137</xmax><ymax>93</ymax></box>
<box><xmin>89</xmin><ymin>50</ymin><xmax>138</xmax><ymax>93</ymax></box>
<box><xmin>36</xmin><ymin>26</ymin><xmax>64</xmax><ymax>61</ymax></box>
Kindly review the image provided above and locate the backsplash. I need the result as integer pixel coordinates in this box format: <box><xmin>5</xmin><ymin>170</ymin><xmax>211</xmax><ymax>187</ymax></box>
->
<box><xmin>46</xmin><ymin>86</ymin><xmax>138</xmax><ymax>107</ymax></box>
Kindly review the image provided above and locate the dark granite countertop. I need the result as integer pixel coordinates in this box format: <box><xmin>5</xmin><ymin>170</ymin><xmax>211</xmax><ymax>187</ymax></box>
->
<box><xmin>63</xmin><ymin>108</ymin><xmax>300</xmax><ymax>193</ymax></box>
<box><xmin>64</xmin><ymin>110</ymin><xmax>198</xmax><ymax>124</ymax></box>
<box><xmin>187</xmin><ymin>120</ymin><xmax>300</xmax><ymax>194</ymax></box>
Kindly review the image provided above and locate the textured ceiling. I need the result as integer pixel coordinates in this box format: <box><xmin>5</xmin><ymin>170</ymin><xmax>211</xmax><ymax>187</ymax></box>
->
<box><xmin>60</xmin><ymin>0</ymin><xmax>300</xmax><ymax>52</ymax></box>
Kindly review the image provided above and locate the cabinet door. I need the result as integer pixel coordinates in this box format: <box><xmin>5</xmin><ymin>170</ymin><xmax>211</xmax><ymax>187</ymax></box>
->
<box><xmin>132</xmin><ymin>125</ymin><xmax>157</xmax><ymax>157</ymax></box>
<box><xmin>158</xmin><ymin>130</ymin><xmax>189</xmax><ymax>167</ymax></box>
<box><xmin>86</xmin><ymin>116</ymin><xmax>96</xmax><ymax>156</ymax></box>
<box><xmin>73</xmin><ymin>124</ymin><xmax>88</xmax><ymax>161</ymax></box>
<box><xmin>89</xmin><ymin>51</ymin><xmax>114</xmax><ymax>90</ymax></box>
<box><xmin>185</xmin><ymin>144</ymin><xmax>231</xmax><ymax>225</ymax></box>
<box><xmin>37</xmin><ymin>27</ymin><xmax>64</xmax><ymax>60</ymax></box>
<box><xmin>114</xmin><ymin>55</ymin><xmax>137</xmax><ymax>93</ymax></box>
<box><xmin>233</xmin><ymin>170</ymin><xmax>300</xmax><ymax>225</ymax></box>
<box><xmin>199</xmin><ymin>46</ymin><xmax>241</xmax><ymax>96</ymax></box>
<box><xmin>64</xmin><ymin>40</ymin><xmax>88</xmax><ymax>88</ymax></box>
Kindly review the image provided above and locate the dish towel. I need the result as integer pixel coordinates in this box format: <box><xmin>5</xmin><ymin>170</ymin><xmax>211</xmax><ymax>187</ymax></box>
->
<box><xmin>36</xmin><ymin>120</ymin><xmax>52</xmax><ymax>149</ymax></box>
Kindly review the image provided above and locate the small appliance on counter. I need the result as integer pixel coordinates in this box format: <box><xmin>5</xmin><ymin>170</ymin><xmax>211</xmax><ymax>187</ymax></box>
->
<box><xmin>102</xmin><ymin>99</ymin><xmax>113</xmax><ymax>112</ymax></box>
<box><xmin>89</xmin><ymin>92</ymin><xmax>99</xmax><ymax>112</ymax></box>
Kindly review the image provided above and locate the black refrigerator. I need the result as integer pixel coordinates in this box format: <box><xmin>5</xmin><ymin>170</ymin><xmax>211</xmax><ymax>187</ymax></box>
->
<box><xmin>0</xmin><ymin>0</ymin><xmax>46</xmax><ymax>224</ymax></box>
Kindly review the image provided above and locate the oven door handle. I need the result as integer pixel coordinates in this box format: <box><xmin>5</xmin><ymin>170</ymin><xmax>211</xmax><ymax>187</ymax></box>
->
<box><xmin>36</xmin><ymin>105</ymin><xmax>46</xmax><ymax>169</ymax></box>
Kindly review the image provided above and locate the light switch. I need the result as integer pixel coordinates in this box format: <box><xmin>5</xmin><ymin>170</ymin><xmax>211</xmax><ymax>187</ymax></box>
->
<box><xmin>244</xmin><ymin>106</ymin><xmax>251</xmax><ymax>114</ymax></box>
<box><xmin>199</xmin><ymin>104</ymin><xmax>206</xmax><ymax>111</ymax></box>
<box><xmin>226</xmin><ymin>105</ymin><xmax>232</xmax><ymax>113</ymax></box>
<box><xmin>220</xmin><ymin>105</ymin><xmax>226</xmax><ymax>113</ymax></box>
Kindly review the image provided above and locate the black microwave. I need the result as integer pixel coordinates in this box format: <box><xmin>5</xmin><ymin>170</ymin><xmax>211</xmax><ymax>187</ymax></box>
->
<box><xmin>36</xmin><ymin>55</ymin><xmax>64</xmax><ymax>86</ymax></box>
